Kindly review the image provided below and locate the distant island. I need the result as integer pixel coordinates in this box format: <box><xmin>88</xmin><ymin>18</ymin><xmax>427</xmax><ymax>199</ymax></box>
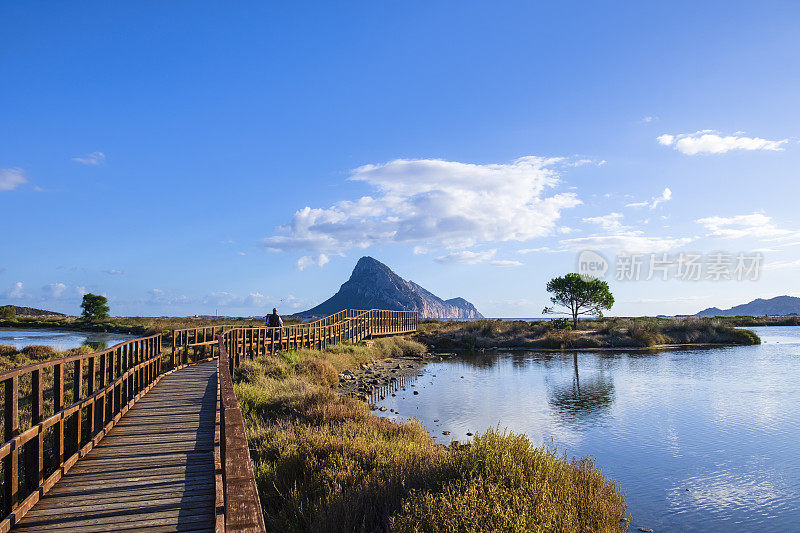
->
<box><xmin>296</xmin><ymin>256</ymin><xmax>484</xmax><ymax>319</ymax></box>
<box><xmin>696</xmin><ymin>295</ymin><xmax>800</xmax><ymax>317</ymax></box>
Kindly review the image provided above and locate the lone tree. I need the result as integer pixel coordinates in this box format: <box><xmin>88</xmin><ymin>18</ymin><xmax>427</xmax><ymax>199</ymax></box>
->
<box><xmin>543</xmin><ymin>273</ymin><xmax>614</xmax><ymax>329</ymax></box>
<box><xmin>81</xmin><ymin>293</ymin><xmax>110</xmax><ymax>321</ymax></box>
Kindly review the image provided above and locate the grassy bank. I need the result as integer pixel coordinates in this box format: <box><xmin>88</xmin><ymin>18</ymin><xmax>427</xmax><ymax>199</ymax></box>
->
<box><xmin>416</xmin><ymin>317</ymin><xmax>761</xmax><ymax>351</ymax></box>
<box><xmin>234</xmin><ymin>337</ymin><xmax>628</xmax><ymax>532</ymax></box>
<box><xmin>0</xmin><ymin>343</ymin><xmax>95</xmax><ymax>372</ymax></box>
<box><xmin>714</xmin><ymin>315</ymin><xmax>800</xmax><ymax>327</ymax></box>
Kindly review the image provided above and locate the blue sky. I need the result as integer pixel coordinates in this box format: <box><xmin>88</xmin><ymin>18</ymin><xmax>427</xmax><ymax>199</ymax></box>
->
<box><xmin>2</xmin><ymin>1</ymin><xmax>800</xmax><ymax>318</ymax></box>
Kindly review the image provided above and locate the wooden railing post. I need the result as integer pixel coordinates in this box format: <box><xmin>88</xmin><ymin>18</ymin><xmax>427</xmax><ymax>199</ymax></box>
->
<box><xmin>54</xmin><ymin>363</ymin><xmax>64</xmax><ymax>468</ymax></box>
<box><xmin>73</xmin><ymin>359</ymin><xmax>82</xmax><ymax>449</ymax></box>
<box><xmin>30</xmin><ymin>369</ymin><xmax>44</xmax><ymax>492</ymax></box>
<box><xmin>87</xmin><ymin>356</ymin><xmax>97</xmax><ymax>440</ymax></box>
<box><xmin>4</xmin><ymin>376</ymin><xmax>19</xmax><ymax>513</ymax></box>
<box><xmin>99</xmin><ymin>352</ymin><xmax>107</xmax><ymax>429</ymax></box>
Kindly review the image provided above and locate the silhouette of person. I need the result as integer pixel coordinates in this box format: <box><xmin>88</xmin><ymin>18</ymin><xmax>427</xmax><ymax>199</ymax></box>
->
<box><xmin>266</xmin><ymin>308</ymin><xmax>283</xmax><ymax>328</ymax></box>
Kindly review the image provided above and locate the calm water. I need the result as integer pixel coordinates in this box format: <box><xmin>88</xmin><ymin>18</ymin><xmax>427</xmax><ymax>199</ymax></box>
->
<box><xmin>0</xmin><ymin>328</ymin><xmax>135</xmax><ymax>351</ymax></box>
<box><xmin>374</xmin><ymin>326</ymin><xmax>800</xmax><ymax>532</ymax></box>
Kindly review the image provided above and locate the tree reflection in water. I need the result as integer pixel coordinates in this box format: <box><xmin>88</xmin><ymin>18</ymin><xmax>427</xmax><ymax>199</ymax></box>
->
<box><xmin>548</xmin><ymin>353</ymin><xmax>615</xmax><ymax>425</ymax></box>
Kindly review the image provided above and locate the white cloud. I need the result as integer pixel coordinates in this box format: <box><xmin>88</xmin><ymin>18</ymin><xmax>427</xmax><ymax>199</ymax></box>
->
<box><xmin>433</xmin><ymin>249</ymin><xmax>522</xmax><ymax>266</ymax></box>
<box><xmin>413</xmin><ymin>246</ymin><xmax>428</xmax><ymax>255</ymax></box>
<box><xmin>583</xmin><ymin>212</ymin><xmax>624</xmax><ymax>231</ymax></box>
<box><xmin>46</xmin><ymin>283</ymin><xmax>68</xmax><ymax>298</ymax></box>
<box><xmin>657</xmin><ymin>130</ymin><xmax>787</xmax><ymax>155</ymax></box>
<box><xmin>641</xmin><ymin>116</ymin><xmax>658</xmax><ymax>123</ymax></box>
<box><xmin>105</xmin><ymin>269</ymin><xmax>124</xmax><ymax>275</ymax></box>
<box><xmin>295</xmin><ymin>254</ymin><xmax>330</xmax><ymax>271</ymax></box>
<box><xmin>7</xmin><ymin>282</ymin><xmax>25</xmax><ymax>299</ymax></box>
<box><xmin>696</xmin><ymin>213</ymin><xmax>793</xmax><ymax>239</ymax></box>
<box><xmin>263</xmin><ymin>157</ymin><xmax>581</xmax><ymax>262</ymax></box>
<box><xmin>564</xmin><ymin>158</ymin><xmax>606</xmax><ymax>168</ymax></box>
<box><xmin>764</xmin><ymin>258</ymin><xmax>800</xmax><ymax>271</ymax></box>
<box><xmin>0</xmin><ymin>168</ymin><xmax>28</xmax><ymax>191</ymax></box>
<box><xmin>244</xmin><ymin>292</ymin><xmax>269</xmax><ymax>307</ymax></box>
<box><xmin>559</xmin><ymin>233</ymin><xmax>692</xmax><ymax>253</ymax></box>
<box><xmin>72</xmin><ymin>152</ymin><xmax>106</xmax><ymax>165</ymax></box>
<box><xmin>279</xmin><ymin>294</ymin><xmax>307</xmax><ymax>310</ymax></box>
<box><xmin>518</xmin><ymin>247</ymin><xmax>552</xmax><ymax>254</ymax></box>
<box><xmin>566</xmin><ymin>212</ymin><xmax>692</xmax><ymax>252</ymax></box>
<box><xmin>75</xmin><ymin>286</ymin><xmax>88</xmax><ymax>297</ymax></box>
<box><xmin>626</xmin><ymin>187</ymin><xmax>672</xmax><ymax>210</ymax></box>
<box><xmin>435</xmin><ymin>249</ymin><xmax>497</xmax><ymax>265</ymax></box>
<box><xmin>489</xmin><ymin>259</ymin><xmax>523</xmax><ymax>267</ymax></box>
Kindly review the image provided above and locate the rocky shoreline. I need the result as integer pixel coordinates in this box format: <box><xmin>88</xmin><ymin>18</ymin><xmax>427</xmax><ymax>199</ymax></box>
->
<box><xmin>337</xmin><ymin>341</ymin><xmax>736</xmax><ymax>405</ymax></box>
<box><xmin>338</xmin><ymin>353</ymin><xmax>445</xmax><ymax>402</ymax></box>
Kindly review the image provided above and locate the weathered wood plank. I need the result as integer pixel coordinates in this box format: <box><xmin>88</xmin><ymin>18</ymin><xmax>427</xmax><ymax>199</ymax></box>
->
<box><xmin>11</xmin><ymin>361</ymin><xmax>217</xmax><ymax>532</ymax></box>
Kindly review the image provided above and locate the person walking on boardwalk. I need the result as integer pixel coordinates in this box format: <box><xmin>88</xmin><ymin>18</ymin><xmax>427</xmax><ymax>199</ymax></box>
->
<box><xmin>267</xmin><ymin>308</ymin><xmax>283</xmax><ymax>328</ymax></box>
<box><xmin>267</xmin><ymin>308</ymin><xmax>283</xmax><ymax>349</ymax></box>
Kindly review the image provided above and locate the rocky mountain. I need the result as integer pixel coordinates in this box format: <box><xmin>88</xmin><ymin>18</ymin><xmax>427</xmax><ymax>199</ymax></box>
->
<box><xmin>695</xmin><ymin>295</ymin><xmax>800</xmax><ymax>317</ymax></box>
<box><xmin>297</xmin><ymin>256</ymin><xmax>484</xmax><ymax>319</ymax></box>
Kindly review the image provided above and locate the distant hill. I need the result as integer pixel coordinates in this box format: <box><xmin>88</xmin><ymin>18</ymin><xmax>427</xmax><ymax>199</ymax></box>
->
<box><xmin>0</xmin><ymin>305</ymin><xmax>68</xmax><ymax>317</ymax></box>
<box><xmin>695</xmin><ymin>296</ymin><xmax>800</xmax><ymax>317</ymax></box>
<box><xmin>296</xmin><ymin>256</ymin><xmax>484</xmax><ymax>319</ymax></box>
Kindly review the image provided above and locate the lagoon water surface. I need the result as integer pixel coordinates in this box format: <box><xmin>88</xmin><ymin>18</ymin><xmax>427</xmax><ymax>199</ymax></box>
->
<box><xmin>374</xmin><ymin>326</ymin><xmax>800</xmax><ymax>532</ymax></box>
<box><xmin>0</xmin><ymin>328</ymin><xmax>135</xmax><ymax>351</ymax></box>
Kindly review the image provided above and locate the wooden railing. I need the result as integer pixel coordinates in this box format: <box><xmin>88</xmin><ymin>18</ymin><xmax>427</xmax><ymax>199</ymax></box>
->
<box><xmin>172</xmin><ymin>325</ymin><xmax>236</xmax><ymax>367</ymax></box>
<box><xmin>212</xmin><ymin>309</ymin><xmax>417</xmax><ymax>531</ymax></box>
<box><xmin>215</xmin><ymin>334</ymin><xmax>265</xmax><ymax>532</ymax></box>
<box><xmin>0</xmin><ymin>335</ymin><xmax>163</xmax><ymax>532</ymax></box>
<box><xmin>0</xmin><ymin>309</ymin><xmax>416</xmax><ymax>532</ymax></box>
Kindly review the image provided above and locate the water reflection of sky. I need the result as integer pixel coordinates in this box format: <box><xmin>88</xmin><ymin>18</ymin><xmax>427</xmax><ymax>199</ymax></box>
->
<box><xmin>374</xmin><ymin>326</ymin><xmax>800</xmax><ymax>532</ymax></box>
<box><xmin>0</xmin><ymin>328</ymin><xmax>135</xmax><ymax>351</ymax></box>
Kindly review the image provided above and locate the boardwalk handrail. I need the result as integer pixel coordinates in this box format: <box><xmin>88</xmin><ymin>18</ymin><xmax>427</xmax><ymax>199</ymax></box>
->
<box><xmin>0</xmin><ymin>309</ymin><xmax>416</xmax><ymax>532</ymax></box>
<box><xmin>0</xmin><ymin>334</ymin><xmax>163</xmax><ymax>532</ymax></box>
<box><xmin>215</xmin><ymin>333</ymin><xmax>266</xmax><ymax>532</ymax></box>
<box><xmin>212</xmin><ymin>309</ymin><xmax>417</xmax><ymax>532</ymax></box>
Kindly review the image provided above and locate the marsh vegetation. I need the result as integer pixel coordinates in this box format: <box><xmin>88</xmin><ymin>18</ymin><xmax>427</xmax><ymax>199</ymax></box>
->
<box><xmin>416</xmin><ymin>316</ymin><xmax>761</xmax><ymax>351</ymax></box>
<box><xmin>234</xmin><ymin>337</ymin><xmax>628</xmax><ymax>532</ymax></box>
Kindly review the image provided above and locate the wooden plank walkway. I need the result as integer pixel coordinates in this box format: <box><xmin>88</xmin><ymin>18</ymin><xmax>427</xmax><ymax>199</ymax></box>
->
<box><xmin>11</xmin><ymin>361</ymin><xmax>218</xmax><ymax>533</ymax></box>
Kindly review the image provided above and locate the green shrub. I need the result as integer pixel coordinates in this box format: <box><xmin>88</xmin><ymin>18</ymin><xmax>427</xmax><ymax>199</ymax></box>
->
<box><xmin>391</xmin><ymin>431</ymin><xmax>628</xmax><ymax>533</ymax></box>
<box><xmin>0</xmin><ymin>345</ymin><xmax>17</xmax><ymax>357</ymax></box>
<box><xmin>21</xmin><ymin>345</ymin><xmax>56</xmax><ymax>359</ymax></box>
<box><xmin>235</xmin><ymin>339</ymin><xmax>628</xmax><ymax>532</ymax></box>
<box><xmin>296</xmin><ymin>358</ymin><xmax>338</xmax><ymax>388</ymax></box>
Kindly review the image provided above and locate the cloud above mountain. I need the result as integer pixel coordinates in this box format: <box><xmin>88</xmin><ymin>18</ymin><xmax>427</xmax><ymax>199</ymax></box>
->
<box><xmin>263</xmin><ymin>157</ymin><xmax>581</xmax><ymax>265</ymax></box>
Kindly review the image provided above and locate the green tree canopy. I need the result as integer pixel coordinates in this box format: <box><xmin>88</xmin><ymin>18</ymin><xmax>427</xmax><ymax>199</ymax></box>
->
<box><xmin>0</xmin><ymin>306</ymin><xmax>16</xmax><ymax>319</ymax></box>
<box><xmin>543</xmin><ymin>273</ymin><xmax>614</xmax><ymax>329</ymax></box>
<box><xmin>81</xmin><ymin>293</ymin><xmax>110</xmax><ymax>321</ymax></box>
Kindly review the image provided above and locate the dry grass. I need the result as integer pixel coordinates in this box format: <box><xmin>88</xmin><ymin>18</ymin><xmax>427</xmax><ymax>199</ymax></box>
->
<box><xmin>416</xmin><ymin>317</ymin><xmax>760</xmax><ymax>350</ymax></box>
<box><xmin>0</xmin><ymin>344</ymin><xmax>95</xmax><ymax>372</ymax></box>
<box><xmin>391</xmin><ymin>431</ymin><xmax>627</xmax><ymax>533</ymax></box>
<box><xmin>234</xmin><ymin>337</ymin><xmax>628</xmax><ymax>531</ymax></box>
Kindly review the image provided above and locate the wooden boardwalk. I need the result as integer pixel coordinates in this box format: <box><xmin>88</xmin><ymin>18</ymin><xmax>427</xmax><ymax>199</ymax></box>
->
<box><xmin>11</xmin><ymin>361</ymin><xmax>218</xmax><ymax>532</ymax></box>
<box><xmin>0</xmin><ymin>310</ymin><xmax>416</xmax><ymax>532</ymax></box>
